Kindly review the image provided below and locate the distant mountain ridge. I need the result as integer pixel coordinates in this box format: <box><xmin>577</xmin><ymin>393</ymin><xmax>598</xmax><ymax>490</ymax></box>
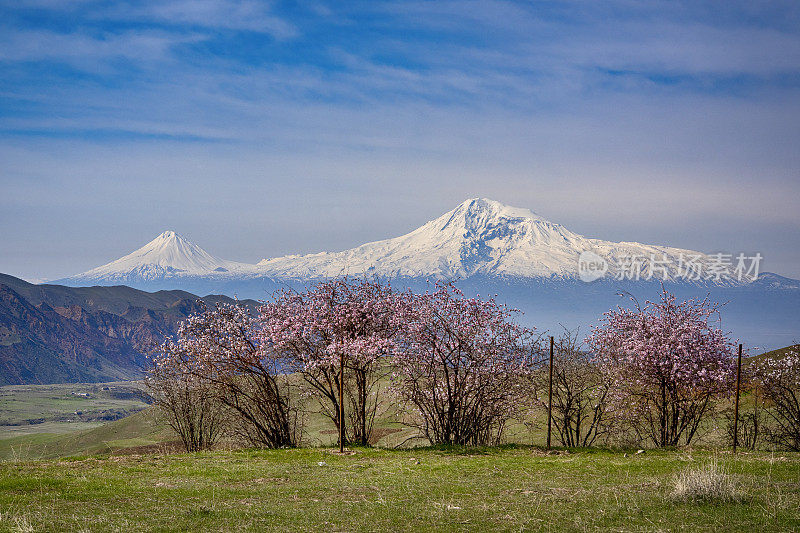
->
<box><xmin>0</xmin><ymin>274</ymin><xmax>257</xmax><ymax>385</ymax></box>
<box><xmin>59</xmin><ymin>198</ymin><xmax>756</xmax><ymax>288</ymax></box>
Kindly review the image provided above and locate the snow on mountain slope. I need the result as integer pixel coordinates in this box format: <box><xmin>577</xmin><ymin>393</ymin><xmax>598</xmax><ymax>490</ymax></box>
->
<box><xmin>255</xmin><ymin>198</ymin><xmax>738</xmax><ymax>283</ymax></box>
<box><xmin>63</xmin><ymin>231</ymin><xmax>251</xmax><ymax>284</ymax></box>
<box><xmin>60</xmin><ymin>199</ymin><xmax>746</xmax><ymax>287</ymax></box>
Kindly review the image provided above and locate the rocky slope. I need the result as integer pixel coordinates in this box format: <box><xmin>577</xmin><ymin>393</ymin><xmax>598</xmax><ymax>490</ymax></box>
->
<box><xmin>0</xmin><ymin>274</ymin><xmax>256</xmax><ymax>385</ymax></box>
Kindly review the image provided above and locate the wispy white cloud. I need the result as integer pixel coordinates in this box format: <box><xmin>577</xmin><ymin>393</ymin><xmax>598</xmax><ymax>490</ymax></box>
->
<box><xmin>0</xmin><ymin>28</ymin><xmax>201</xmax><ymax>67</ymax></box>
<box><xmin>378</xmin><ymin>0</ymin><xmax>800</xmax><ymax>77</ymax></box>
<box><xmin>98</xmin><ymin>0</ymin><xmax>298</xmax><ymax>39</ymax></box>
<box><xmin>0</xmin><ymin>0</ymin><xmax>298</xmax><ymax>37</ymax></box>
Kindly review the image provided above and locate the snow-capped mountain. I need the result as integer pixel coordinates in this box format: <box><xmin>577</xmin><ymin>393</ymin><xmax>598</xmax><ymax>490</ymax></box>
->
<box><xmin>63</xmin><ymin>230</ymin><xmax>251</xmax><ymax>285</ymax></box>
<box><xmin>62</xmin><ymin>199</ymin><xmax>741</xmax><ymax>286</ymax></box>
<box><xmin>255</xmin><ymin>198</ymin><xmax>734</xmax><ymax>282</ymax></box>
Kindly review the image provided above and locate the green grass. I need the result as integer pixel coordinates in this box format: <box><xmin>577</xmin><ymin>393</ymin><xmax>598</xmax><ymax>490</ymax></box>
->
<box><xmin>0</xmin><ymin>351</ymin><xmax>797</xmax><ymax>531</ymax></box>
<box><xmin>0</xmin><ymin>409</ymin><xmax>173</xmax><ymax>462</ymax></box>
<box><xmin>0</xmin><ymin>447</ymin><xmax>798</xmax><ymax>531</ymax></box>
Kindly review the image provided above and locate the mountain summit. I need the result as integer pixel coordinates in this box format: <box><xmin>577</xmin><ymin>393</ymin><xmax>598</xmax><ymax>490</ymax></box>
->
<box><xmin>65</xmin><ymin>230</ymin><xmax>245</xmax><ymax>285</ymax></box>
<box><xmin>255</xmin><ymin>198</ymin><xmax>727</xmax><ymax>281</ymax></box>
<box><xmin>257</xmin><ymin>198</ymin><xmax>586</xmax><ymax>278</ymax></box>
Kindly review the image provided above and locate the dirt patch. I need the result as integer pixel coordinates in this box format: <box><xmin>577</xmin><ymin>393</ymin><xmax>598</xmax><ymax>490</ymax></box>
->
<box><xmin>111</xmin><ymin>441</ymin><xmax>184</xmax><ymax>456</ymax></box>
<box><xmin>369</xmin><ymin>427</ymin><xmax>401</xmax><ymax>445</ymax></box>
<box><xmin>318</xmin><ymin>427</ymin><xmax>401</xmax><ymax>445</ymax></box>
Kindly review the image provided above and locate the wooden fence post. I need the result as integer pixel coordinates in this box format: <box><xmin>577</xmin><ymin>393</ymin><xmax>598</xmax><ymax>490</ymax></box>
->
<box><xmin>547</xmin><ymin>335</ymin><xmax>554</xmax><ymax>450</ymax></box>
<box><xmin>733</xmin><ymin>343</ymin><xmax>743</xmax><ymax>453</ymax></box>
<box><xmin>339</xmin><ymin>351</ymin><xmax>345</xmax><ymax>453</ymax></box>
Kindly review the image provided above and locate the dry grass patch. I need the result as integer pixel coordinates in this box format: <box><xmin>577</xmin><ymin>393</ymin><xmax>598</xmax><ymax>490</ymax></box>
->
<box><xmin>671</xmin><ymin>459</ymin><xmax>741</xmax><ymax>502</ymax></box>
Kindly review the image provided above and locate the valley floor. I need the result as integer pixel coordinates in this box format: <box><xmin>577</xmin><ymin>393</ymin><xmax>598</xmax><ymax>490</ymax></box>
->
<box><xmin>0</xmin><ymin>447</ymin><xmax>798</xmax><ymax>532</ymax></box>
<box><xmin>0</xmin><ymin>382</ymin><xmax>150</xmax><ymax>440</ymax></box>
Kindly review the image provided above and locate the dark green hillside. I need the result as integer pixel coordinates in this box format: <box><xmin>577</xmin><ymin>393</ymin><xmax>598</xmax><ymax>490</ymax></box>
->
<box><xmin>754</xmin><ymin>344</ymin><xmax>799</xmax><ymax>362</ymax></box>
<box><xmin>0</xmin><ymin>274</ymin><xmax>258</xmax><ymax>385</ymax></box>
<box><xmin>0</xmin><ymin>274</ymin><xmax>258</xmax><ymax>316</ymax></box>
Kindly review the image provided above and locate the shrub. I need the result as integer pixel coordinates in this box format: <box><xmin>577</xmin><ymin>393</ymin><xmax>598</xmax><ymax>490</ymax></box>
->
<box><xmin>535</xmin><ymin>328</ymin><xmax>614</xmax><ymax>447</ymax></box>
<box><xmin>755</xmin><ymin>349</ymin><xmax>800</xmax><ymax>451</ymax></box>
<box><xmin>154</xmin><ymin>302</ymin><xmax>302</xmax><ymax>449</ymax></box>
<box><xmin>260</xmin><ymin>278</ymin><xmax>410</xmax><ymax>446</ymax></box>
<box><xmin>725</xmin><ymin>408</ymin><xmax>761</xmax><ymax>451</ymax></box>
<box><xmin>145</xmin><ymin>352</ymin><xmax>226</xmax><ymax>452</ymax></box>
<box><xmin>393</xmin><ymin>282</ymin><xmax>542</xmax><ymax>446</ymax></box>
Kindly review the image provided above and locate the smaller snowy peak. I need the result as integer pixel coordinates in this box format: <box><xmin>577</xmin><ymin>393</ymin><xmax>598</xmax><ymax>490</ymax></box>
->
<box><xmin>105</xmin><ymin>230</ymin><xmax>226</xmax><ymax>273</ymax></box>
<box><xmin>64</xmin><ymin>231</ymin><xmax>249</xmax><ymax>283</ymax></box>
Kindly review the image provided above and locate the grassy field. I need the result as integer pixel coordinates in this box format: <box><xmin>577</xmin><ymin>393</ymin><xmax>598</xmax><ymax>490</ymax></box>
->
<box><xmin>0</xmin><ymin>403</ymin><xmax>424</xmax><ymax>462</ymax></box>
<box><xmin>0</xmin><ymin>382</ymin><xmax>165</xmax><ymax>462</ymax></box>
<box><xmin>0</xmin><ymin>408</ymin><xmax>175</xmax><ymax>462</ymax></box>
<box><xmin>0</xmin><ymin>446</ymin><xmax>798</xmax><ymax>532</ymax></box>
<box><xmin>0</xmin><ymin>371</ymin><xmax>796</xmax><ymax>531</ymax></box>
<box><xmin>0</xmin><ymin>384</ymin><xmax>418</xmax><ymax>461</ymax></box>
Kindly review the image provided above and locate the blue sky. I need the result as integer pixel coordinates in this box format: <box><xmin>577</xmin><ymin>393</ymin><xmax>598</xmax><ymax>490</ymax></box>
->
<box><xmin>1</xmin><ymin>0</ymin><xmax>799</xmax><ymax>280</ymax></box>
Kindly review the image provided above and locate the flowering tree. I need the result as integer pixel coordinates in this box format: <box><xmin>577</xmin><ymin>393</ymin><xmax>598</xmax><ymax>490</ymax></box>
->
<box><xmin>153</xmin><ymin>302</ymin><xmax>301</xmax><ymax>448</ymax></box>
<box><xmin>259</xmin><ymin>278</ymin><xmax>411</xmax><ymax>446</ymax></box>
<box><xmin>393</xmin><ymin>282</ymin><xmax>542</xmax><ymax>446</ymax></box>
<box><xmin>755</xmin><ymin>348</ymin><xmax>800</xmax><ymax>450</ymax></box>
<box><xmin>587</xmin><ymin>289</ymin><xmax>736</xmax><ymax>447</ymax></box>
<box><xmin>145</xmin><ymin>348</ymin><xmax>226</xmax><ymax>452</ymax></box>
